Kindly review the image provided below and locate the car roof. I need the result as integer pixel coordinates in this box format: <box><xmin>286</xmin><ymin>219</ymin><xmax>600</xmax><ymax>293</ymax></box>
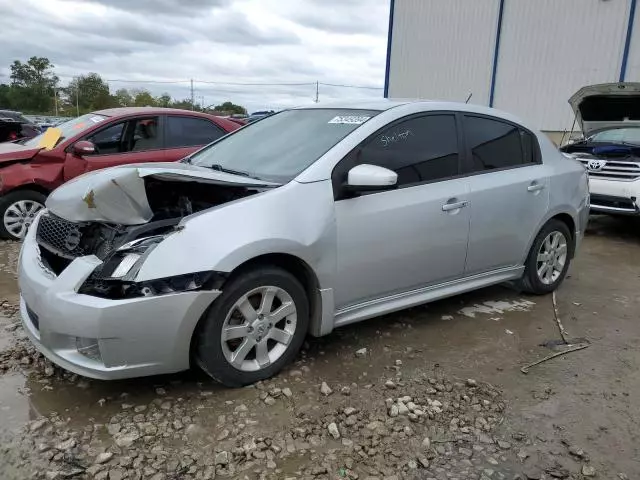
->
<box><xmin>92</xmin><ymin>107</ymin><xmax>216</xmax><ymax>117</ymax></box>
<box><xmin>295</xmin><ymin>98</ymin><xmax>533</xmax><ymax>129</ymax></box>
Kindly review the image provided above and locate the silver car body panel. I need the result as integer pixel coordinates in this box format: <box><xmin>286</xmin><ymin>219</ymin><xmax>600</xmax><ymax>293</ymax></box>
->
<box><xmin>18</xmin><ymin>100</ymin><xmax>589</xmax><ymax>379</ymax></box>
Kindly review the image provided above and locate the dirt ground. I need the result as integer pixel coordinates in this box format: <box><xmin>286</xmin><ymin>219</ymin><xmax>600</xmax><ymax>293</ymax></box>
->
<box><xmin>0</xmin><ymin>216</ymin><xmax>639</xmax><ymax>479</ymax></box>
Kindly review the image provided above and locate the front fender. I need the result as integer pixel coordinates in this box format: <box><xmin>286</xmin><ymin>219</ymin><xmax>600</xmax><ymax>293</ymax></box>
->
<box><xmin>135</xmin><ymin>180</ymin><xmax>337</xmax><ymax>289</ymax></box>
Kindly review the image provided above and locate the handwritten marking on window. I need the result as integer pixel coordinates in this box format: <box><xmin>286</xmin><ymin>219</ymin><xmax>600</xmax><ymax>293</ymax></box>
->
<box><xmin>380</xmin><ymin>129</ymin><xmax>413</xmax><ymax>147</ymax></box>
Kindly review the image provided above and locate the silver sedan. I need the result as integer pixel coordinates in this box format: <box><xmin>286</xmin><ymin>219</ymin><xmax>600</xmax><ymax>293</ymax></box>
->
<box><xmin>18</xmin><ymin>100</ymin><xmax>589</xmax><ymax>386</ymax></box>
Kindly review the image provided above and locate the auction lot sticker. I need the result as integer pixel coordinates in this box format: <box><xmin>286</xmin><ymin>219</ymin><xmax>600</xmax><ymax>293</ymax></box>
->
<box><xmin>328</xmin><ymin>115</ymin><xmax>371</xmax><ymax>125</ymax></box>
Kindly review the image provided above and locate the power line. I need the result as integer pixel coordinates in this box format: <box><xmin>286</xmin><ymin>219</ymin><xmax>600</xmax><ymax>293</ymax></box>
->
<box><xmin>319</xmin><ymin>82</ymin><xmax>384</xmax><ymax>90</ymax></box>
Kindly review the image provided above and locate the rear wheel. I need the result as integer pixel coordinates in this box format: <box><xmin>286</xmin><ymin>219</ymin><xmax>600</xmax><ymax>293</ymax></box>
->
<box><xmin>196</xmin><ymin>266</ymin><xmax>309</xmax><ymax>387</ymax></box>
<box><xmin>519</xmin><ymin>219</ymin><xmax>573</xmax><ymax>295</ymax></box>
<box><xmin>0</xmin><ymin>190</ymin><xmax>46</xmax><ymax>240</ymax></box>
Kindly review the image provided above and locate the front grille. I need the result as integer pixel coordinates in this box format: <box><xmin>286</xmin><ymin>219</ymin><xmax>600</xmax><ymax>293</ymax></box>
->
<box><xmin>36</xmin><ymin>213</ymin><xmax>86</xmax><ymax>259</ymax></box>
<box><xmin>577</xmin><ymin>157</ymin><xmax>640</xmax><ymax>181</ymax></box>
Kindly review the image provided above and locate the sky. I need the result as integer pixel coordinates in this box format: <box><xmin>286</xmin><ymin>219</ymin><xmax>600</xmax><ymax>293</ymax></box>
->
<box><xmin>0</xmin><ymin>0</ymin><xmax>390</xmax><ymax>113</ymax></box>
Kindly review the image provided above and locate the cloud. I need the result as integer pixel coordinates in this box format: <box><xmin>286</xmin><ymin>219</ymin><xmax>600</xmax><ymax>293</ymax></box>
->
<box><xmin>0</xmin><ymin>0</ymin><xmax>389</xmax><ymax>112</ymax></box>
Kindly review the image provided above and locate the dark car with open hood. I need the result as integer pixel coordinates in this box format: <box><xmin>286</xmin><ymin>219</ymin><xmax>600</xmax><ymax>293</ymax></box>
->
<box><xmin>561</xmin><ymin>82</ymin><xmax>640</xmax><ymax>216</ymax></box>
<box><xmin>0</xmin><ymin>109</ymin><xmax>41</xmax><ymax>143</ymax></box>
<box><xmin>0</xmin><ymin>107</ymin><xmax>240</xmax><ymax>240</ymax></box>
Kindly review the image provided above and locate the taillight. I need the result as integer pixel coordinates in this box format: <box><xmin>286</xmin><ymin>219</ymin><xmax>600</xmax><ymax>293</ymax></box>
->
<box><xmin>8</xmin><ymin>131</ymin><xmax>17</xmax><ymax>141</ymax></box>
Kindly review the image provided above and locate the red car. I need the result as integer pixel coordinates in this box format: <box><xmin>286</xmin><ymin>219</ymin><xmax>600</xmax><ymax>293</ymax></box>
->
<box><xmin>0</xmin><ymin>107</ymin><xmax>240</xmax><ymax>239</ymax></box>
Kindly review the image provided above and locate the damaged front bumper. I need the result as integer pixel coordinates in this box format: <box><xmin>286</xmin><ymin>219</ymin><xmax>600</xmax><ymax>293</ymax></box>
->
<box><xmin>18</xmin><ymin>213</ymin><xmax>221</xmax><ymax>380</ymax></box>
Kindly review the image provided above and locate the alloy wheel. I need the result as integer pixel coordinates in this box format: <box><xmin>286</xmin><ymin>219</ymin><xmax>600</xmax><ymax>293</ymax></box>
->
<box><xmin>536</xmin><ymin>231</ymin><xmax>567</xmax><ymax>285</ymax></box>
<box><xmin>3</xmin><ymin>200</ymin><xmax>44</xmax><ymax>239</ymax></box>
<box><xmin>220</xmin><ymin>286</ymin><xmax>297</xmax><ymax>372</ymax></box>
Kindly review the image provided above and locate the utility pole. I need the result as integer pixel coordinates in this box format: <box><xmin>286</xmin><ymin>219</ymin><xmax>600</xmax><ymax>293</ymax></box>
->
<box><xmin>75</xmin><ymin>83</ymin><xmax>80</xmax><ymax>117</ymax></box>
<box><xmin>190</xmin><ymin>79</ymin><xmax>195</xmax><ymax>111</ymax></box>
<box><xmin>314</xmin><ymin>81</ymin><xmax>319</xmax><ymax>103</ymax></box>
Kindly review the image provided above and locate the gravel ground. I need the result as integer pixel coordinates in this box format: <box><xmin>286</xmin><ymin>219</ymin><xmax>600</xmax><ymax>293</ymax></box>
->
<box><xmin>1</xmin><ymin>217</ymin><xmax>639</xmax><ymax>479</ymax></box>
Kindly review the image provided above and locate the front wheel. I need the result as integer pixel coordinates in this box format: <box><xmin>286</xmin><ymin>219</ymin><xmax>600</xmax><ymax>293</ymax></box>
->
<box><xmin>0</xmin><ymin>190</ymin><xmax>46</xmax><ymax>240</ymax></box>
<box><xmin>195</xmin><ymin>266</ymin><xmax>309</xmax><ymax>387</ymax></box>
<box><xmin>519</xmin><ymin>219</ymin><xmax>573</xmax><ymax>295</ymax></box>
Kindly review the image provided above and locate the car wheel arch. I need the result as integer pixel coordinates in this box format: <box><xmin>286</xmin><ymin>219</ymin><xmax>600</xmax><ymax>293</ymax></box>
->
<box><xmin>187</xmin><ymin>252</ymin><xmax>323</xmax><ymax>367</ymax></box>
<box><xmin>522</xmin><ymin>209</ymin><xmax>579</xmax><ymax>264</ymax></box>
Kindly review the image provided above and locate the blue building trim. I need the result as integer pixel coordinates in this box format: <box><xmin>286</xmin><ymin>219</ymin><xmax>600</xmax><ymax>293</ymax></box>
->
<box><xmin>488</xmin><ymin>0</ymin><xmax>505</xmax><ymax>107</ymax></box>
<box><xmin>383</xmin><ymin>0</ymin><xmax>396</xmax><ymax>98</ymax></box>
<box><xmin>620</xmin><ymin>0</ymin><xmax>637</xmax><ymax>82</ymax></box>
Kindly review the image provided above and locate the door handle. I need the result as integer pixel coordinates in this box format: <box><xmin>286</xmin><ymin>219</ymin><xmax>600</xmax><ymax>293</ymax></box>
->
<box><xmin>527</xmin><ymin>182</ymin><xmax>545</xmax><ymax>192</ymax></box>
<box><xmin>442</xmin><ymin>200</ymin><xmax>468</xmax><ymax>211</ymax></box>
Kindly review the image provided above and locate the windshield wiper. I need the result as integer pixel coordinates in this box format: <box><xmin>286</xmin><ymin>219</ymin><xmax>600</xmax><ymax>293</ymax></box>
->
<box><xmin>208</xmin><ymin>164</ymin><xmax>263</xmax><ymax>180</ymax></box>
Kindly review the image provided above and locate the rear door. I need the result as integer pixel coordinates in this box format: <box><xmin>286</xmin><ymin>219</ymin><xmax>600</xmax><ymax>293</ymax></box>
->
<box><xmin>462</xmin><ymin>114</ymin><xmax>550</xmax><ymax>275</ymax></box>
<box><xmin>64</xmin><ymin>115</ymin><xmax>164</xmax><ymax>179</ymax></box>
<box><xmin>163</xmin><ymin>115</ymin><xmax>227</xmax><ymax>161</ymax></box>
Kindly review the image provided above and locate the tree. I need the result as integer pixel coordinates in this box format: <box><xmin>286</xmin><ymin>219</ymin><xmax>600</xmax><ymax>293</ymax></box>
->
<box><xmin>9</xmin><ymin>56</ymin><xmax>59</xmax><ymax>113</ymax></box>
<box><xmin>114</xmin><ymin>88</ymin><xmax>133</xmax><ymax>107</ymax></box>
<box><xmin>131</xmin><ymin>89</ymin><xmax>157</xmax><ymax>107</ymax></box>
<box><xmin>64</xmin><ymin>73</ymin><xmax>113</xmax><ymax>114</ymax></box>
<box><xmin>214</xmin><ymin>101</ymin><xmax>247</xmax><ymax>115</ymax></box>
<box><xmin>171</xmin><ymin>98</ymin><xmax>195</xmax><ymax>110</ymax></box>
<box><xmin>157</xmin><ymin>93</ymin><xmax>172</xmax><ymax>107</ymax></box>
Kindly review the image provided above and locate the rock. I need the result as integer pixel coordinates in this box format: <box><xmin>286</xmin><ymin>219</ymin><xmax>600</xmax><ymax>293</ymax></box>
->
<box><xmin>524</xmin><ymin>468</ymin><xmax>542</xmax><ymax>480</ymax></box>
<box><xmin>487</xmin><ymin>457</ymin><xmax>499</xmax><ymax>465</ymax></box>
<box><xmin>95</xmin><ymin>452</ymin><xmax>114</xmax><ymax>464</ymax></box>
<box><xmin>282</xmin><ymin>387</ymin><xmax>292</xmax><ymax>398</ymax></box>
<box><xmin>385</xmin><ymin>380</ymin><xmax>396</xmax><ymax>389</ymax></box>
<box><xmin>459</xmin><ymin>448</ymin><xmax>473</xmax><ymax>458</ymax></box>
<box><xmin>341</xmin><ymin>386</ymin><xmax>351</xmax><ymax>396</ymax></box>
<box><xmin>582</xmin><ymin>465</ymin><xmax>596</xmax><ymax>477</ymax></box>
<box><xmin>395</xmin><ymin>359</ymin><xmax>403</xmax><ymax>366</ymax></box>
<box><xmin>407</xmin><ymin>459</ymin><xmax>417</xmax><ymax>469</ymax></box>
<box><xmin>342</xmin><ymin>438</ymin><xmax>354</xmax><ymax>447</ymax></box>
<box><xmin>497</xmin><ymin>440</ymin><xmax>511</xmax><ymax>450</ymax></box>
<box><xmin>328</xmin><ymin>422</ymin><xmax>340</xmax><ymax>439</ymax></box>
<box><xmin>397</xmin><ymin>402</ymin><xmax>409</xmax><ymax>415</ymax></box>
<box><xmin>215</xmin><ymin>451</ymin><xmax>229</xmax><ymax>465</ymax></box>
<box><xmin>29</xmin><ymin>418</ymin><xmax>47</xmax><ymax>432</ymax></box>
<box><xmin>344</xmin><ymin>407</ymin><xmax>357</xmax><ymax>416</ymax></box>
<box><xmin>264</xmin><ymin>396</ymin><xmax>276</xmax><ymax>406</ymax></box>
<box><xmin>108</xmin><ymin>468</ymin><xmax>126</xmax><ymax>480</ymax></box>
<box><xmin>289</xmin><ymin>369</ymin><xmax>303</xmax><ymax>377</ymax></box>
<box><xmin>134</xmin><ymin>405</ymin><xmax>147</xmax><ymax>413</ymax></box>
<box><xmin>235</xmin><ymin>404</ymin><xmax>248</xmax><ymax>413</ymax></box>
<box><xmin>418</xmin><ymin>456</ymin><xmax>429</xmax><ymax>468</ymax></box>
<box><xmin>115</xmin><ymin>432</ymin><xmax>139</xmax><ymax>448</ymax></box>
<box><xmin>217</xmin><ymin>429</ymin><xmax>230</xmax><ymax>441</ymax></box>
<box><xmin>266</xmin><ymin>460</ymin><xmax>277</xmax><ymax>469</ymax></box>
<box><xmin>345</xmin><ymin>415</ymin><xmax>358</xmax><ymax>426</ymax></box>
<box><xmin>517</xmin><ymin>448</ymin><xmax>530</xmax><ymax>461</ymax></box>
<box><xmin>320</xmin><ymin>382</ymin><xmax>333</xmax><ymax>396</ymax></box>
<box><xmin>389</xmin><ymin>405</ymin><xmax>399</xmax><ymax>417</ymax></box>
<box><xmin>355</xmin><ymin>348</ymin><xmax>367</xmax><ymax>357</ymax></box>
<box><xmin>155</xmin><ymin>387</ymin><xmax>166</xmax><ymax>395</ymax></box>
<box><xmin>55</xmin><ymin>438</ymin><xmax>76</xmax><ymax>451</ymax></box>
<box><xmin>431</xmin><ymin>400</ymin><xmax>442</xmax><ymax>408</ymax></box>
<box><xmin>568</xmin><ymin>445</ymin><xmax>586</xmax><ymax>459</ymax></box>
<box><xmin>466</xmin><ymin>379</ymin><xmax>478</xmax><ymax>387</ymax></box>
<box><xmin>45</xmin><ymin>472</ymin><xmax>61</xmax><ymax>480</ymax></box>
<box><xmin>422</xmin><ymin>437</ymin><xmax>431</xmax><ymax>449</ymax></box>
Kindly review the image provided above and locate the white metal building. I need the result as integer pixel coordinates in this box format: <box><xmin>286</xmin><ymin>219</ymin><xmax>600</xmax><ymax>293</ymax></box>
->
<box><xmin>384</xmin><ymin>0</ymin><xmax>640</xmax><ymax>133</ymax></box>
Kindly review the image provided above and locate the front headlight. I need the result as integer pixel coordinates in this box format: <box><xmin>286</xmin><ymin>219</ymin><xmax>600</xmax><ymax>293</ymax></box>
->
<box><xmin>78</xmin><ymin>234</ymin><xmax>227</xmax><ymax>299</ymax></box>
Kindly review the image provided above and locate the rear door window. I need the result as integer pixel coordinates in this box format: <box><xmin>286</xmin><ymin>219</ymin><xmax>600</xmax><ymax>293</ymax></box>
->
<box><xmin>463</xmin><ymin>115</ymin><xmax>539</xmax><ymax>173</ymax></box>
<box><xmin>165</xmin><ymin>116</ymin><xmax>225</xmax><ymax>148</ymax></box>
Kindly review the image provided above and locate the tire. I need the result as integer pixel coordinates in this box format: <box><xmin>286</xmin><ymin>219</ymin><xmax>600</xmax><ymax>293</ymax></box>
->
<box><xmin>195</xmin><ymin>266</ymin><xmax>309</xmax><ymax>387</ymax></box>
<box><xmin>0</xmin><ymin>190</ymin><xmax>46</xmax><ymax>240</ymax></box>
<box><xmin>519</xmin><ymin>219</ymin><xmax>573</xmax><ymax>295</ymax></box>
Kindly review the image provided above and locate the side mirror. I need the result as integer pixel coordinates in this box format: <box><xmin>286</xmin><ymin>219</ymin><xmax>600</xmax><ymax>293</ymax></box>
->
<box><xmin>346</xmin><ymin>164</ymin><xmax>398</xmax><ymax>192</ymax></box>
<box><xmin>72</xmin><ymin>140</ymin><xmax>96</xmax><ymax>156</ymax></box>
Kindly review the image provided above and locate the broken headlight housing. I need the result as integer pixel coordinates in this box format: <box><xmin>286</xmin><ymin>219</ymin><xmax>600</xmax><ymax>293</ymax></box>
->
<box><xmin>78</xmin><ymin>235</ymin><xmax>226</xmax><ymax>299</ymax></box>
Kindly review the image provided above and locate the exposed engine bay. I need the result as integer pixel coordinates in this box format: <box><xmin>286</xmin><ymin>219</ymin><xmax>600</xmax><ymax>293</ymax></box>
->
<box><xmin>36</xmin><ymin>177</ymin><xmax>266</xmax><ymax>277</ymax></box>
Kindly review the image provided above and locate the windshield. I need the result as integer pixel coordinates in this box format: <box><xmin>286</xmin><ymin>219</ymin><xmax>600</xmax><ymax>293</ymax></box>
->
<box><xmin>588</xmin><ymin>127</ymin><xmax>640</xmax><ymax>145</ymax></box>
<box><xmin>23</xmin><ymin>113</ymin><xmax>108</xmax><ymax>148</ymax></box>
<box><xmin>189</xmin><ymin>108</ymin><xmax>379</xmax><ymax>182</ymax></box>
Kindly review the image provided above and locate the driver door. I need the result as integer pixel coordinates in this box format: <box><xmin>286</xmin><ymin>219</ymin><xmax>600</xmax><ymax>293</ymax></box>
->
<box><xmin>63</xmin><ymin>116</ymin><xmax>164</xmax><ymax>180</ymax></box>
<box><xmin>332</xmin><ymin>113</ymin><xmax>471</xmax><ymax>310</ymax></box>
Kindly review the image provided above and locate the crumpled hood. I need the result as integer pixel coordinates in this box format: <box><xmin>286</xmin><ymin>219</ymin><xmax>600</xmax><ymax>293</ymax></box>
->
<box><xmin>569</xmin><ymin>82</ymin><xmax>640</xmax><ymax>135</ymax></box>
<box><xmin>46</xmin><ymin>162</ymin><xmax>278</xmax><ymax>225</ymax></box>
<box><xmin>0</xmin><ymin>142</ymin><xmax>42</xmax><ymax>163</ymax></box>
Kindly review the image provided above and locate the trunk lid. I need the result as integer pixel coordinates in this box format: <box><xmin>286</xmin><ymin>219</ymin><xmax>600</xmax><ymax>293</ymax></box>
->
<box><xmin>569</xmin><ymin>82</ymin><xmax>640</xmax><ymax>136</ymax></box>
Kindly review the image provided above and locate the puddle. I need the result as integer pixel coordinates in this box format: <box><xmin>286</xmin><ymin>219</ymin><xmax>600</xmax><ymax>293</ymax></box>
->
<box><xmin>0</xmin><ymin>373</ymin><xmax>30</xmax><ymax>433</ymax></box>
